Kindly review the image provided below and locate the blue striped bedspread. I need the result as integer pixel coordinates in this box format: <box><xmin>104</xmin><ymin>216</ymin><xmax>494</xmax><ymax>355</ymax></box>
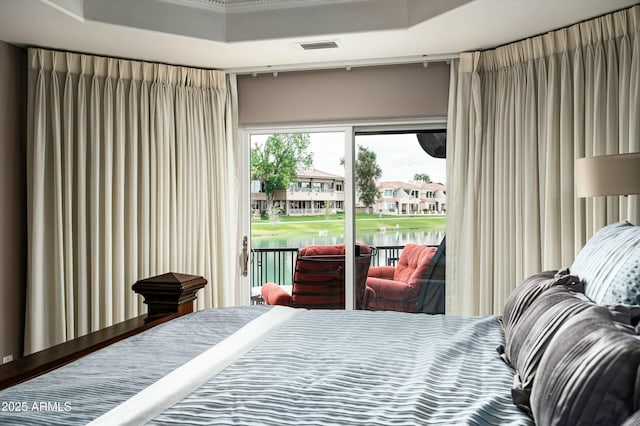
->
<box><xmin>0</xmin><ymin>306</ymin><xmax>270</xmax><ymax>425</ymax></box>
<box><xmin>150</xmin><ymin>309</ymin><xmax>531</xmax><ymax>425</ymax></box>
<box><xmin>0</xmin><ymin>307</ymin><xmax>531</xmax><ymax>425</ymax></box>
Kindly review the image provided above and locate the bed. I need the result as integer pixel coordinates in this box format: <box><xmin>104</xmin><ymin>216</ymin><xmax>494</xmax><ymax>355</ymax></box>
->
<box><xmin>0</xmin><ymin>221</ymin><xmax>639</xmax><ymax>426</ymax></box>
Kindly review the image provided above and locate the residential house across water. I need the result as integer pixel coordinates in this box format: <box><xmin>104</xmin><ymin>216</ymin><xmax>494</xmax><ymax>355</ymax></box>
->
<box><xmin>364</xmin><ymin>181</ymin><xmax>446</xmax><ymax>215</ymax></box>
<box><xmin>252</xmin><ymin>169</ymin><xmax>446</xmax><ymax>217</ymax></box>
<box><xmin>251</xmin><ymin>168</ymin><xmax>345</xmax><ymax>216</ymax></box>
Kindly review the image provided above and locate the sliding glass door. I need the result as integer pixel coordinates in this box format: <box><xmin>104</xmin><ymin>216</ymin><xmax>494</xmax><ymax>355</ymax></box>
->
<box><xmin>354</xmin><ymin>130</ymin><xmax>446</xmax><ymax>313</ymax></box>
<box><xmin>242</xmin><ymin>129</ymin><xmax>353</xmax><ymax>307</ymax></box>
<box><xmin>239</xmin><ymin>122</ymin><xmax>446</xmax><ymax>313</ymax></box>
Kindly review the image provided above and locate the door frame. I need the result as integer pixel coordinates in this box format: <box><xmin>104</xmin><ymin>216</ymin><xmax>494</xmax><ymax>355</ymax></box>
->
<box><xmin>238</xmin><ymin>117</ymin><xmax>447</xmax><ymax>308</ymax></box>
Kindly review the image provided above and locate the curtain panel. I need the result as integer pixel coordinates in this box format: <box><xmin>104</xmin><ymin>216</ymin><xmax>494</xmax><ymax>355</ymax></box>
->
<box><xmin>447</xmin><ymin>5</ymin><xmax>640</xmax><ymax>316</ymax></box>
<box><xmin>25</xmin><ymin>48</ymin><xmax>239</xmax><ymax>354</ymax></box>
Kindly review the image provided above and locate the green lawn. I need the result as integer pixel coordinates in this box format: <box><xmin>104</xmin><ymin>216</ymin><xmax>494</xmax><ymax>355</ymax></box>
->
<box><xmin>251</xmin><ymin>213</ymin><xmax>445</xmax><ymax>237</ymax></box>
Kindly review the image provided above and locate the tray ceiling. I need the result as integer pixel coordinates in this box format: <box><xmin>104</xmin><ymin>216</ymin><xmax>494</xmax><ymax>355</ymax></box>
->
<box><xmin>0</xmin><ymin>0</ymin><xmax>637</xmax><ymax>71</ymax></box>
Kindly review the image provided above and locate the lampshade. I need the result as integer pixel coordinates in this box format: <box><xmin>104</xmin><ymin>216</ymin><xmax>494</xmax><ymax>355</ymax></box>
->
<box><xmin>575</xmin><ymin>153</ymin><xmax>640</xmax><ymax>197</ymax></box>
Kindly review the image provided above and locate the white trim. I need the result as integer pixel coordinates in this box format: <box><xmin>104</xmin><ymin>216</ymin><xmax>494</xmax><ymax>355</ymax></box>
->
<box><xmin>39</xmin><ymin>0</ymin><xmax>85</xmax><ymax>22</ymax></box>
<box><xmin>157</xmin><ymin>0</ymin><xmax>227</xmax><ymax>12</ymax></box>
<box><xmin>158</xmin><ymin>0</ymin><xmax>367</xmax><ymax>14</ymax></box>
<box><xmin>344</xmin><ymin>126</ymin><xmax>355</xmax><ymax>311</ymax></box>
<box><xmin>227</xmin><ymin>54</ymin><xmax>459</xmax><ymax>75</ymax></box>
<box><xmin>354</xmin><ymin>117</ymin><xmax>448</xmax><ymax>134</ymax></box>
<box><xmin>226</xmin><ymin>0</ymin><xmax>369</xmax><ymax>13</ymax></box>
<box><xmin>238</xmin><ymin>128</ymin><xmax>251</xmax><ymax>304</ymax></box>
<box><xmin>240</xmin><ymin>117</ymin><xmax>447</xmax><ymax>133</ymax></box>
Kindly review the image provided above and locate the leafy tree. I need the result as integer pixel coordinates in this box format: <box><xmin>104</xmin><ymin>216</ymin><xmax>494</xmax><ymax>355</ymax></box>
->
<box><xmin>414</xmin><ymin>173</ymin><xmax>432</xmax><ymax>183</ymax></box>
<box><xmin>251</xmin><ymin>133</ymin><xmax>313</xmax><ymax>217</ymax></box>
<box><xmin>354</xmin><ymin>146</ymin><xmax>382</xmax><ymax>213</ymax></box>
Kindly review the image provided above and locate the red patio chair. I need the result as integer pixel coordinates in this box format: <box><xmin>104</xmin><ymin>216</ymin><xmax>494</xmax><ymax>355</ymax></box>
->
<box><xmin>261</xmin><ymin>243</ymin><xmax>375</xmax><ymax>309</ymax></box>
<box><xmin>366</xmin><ymin>241</ymin><xmax>444</xmax><ymax>313</ymax></box>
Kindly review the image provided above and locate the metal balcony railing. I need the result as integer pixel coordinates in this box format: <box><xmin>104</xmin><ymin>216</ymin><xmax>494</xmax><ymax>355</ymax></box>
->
<box><xmin>250</xmin><ymin>245</ymin><xmax>407</xmax><ymax>292</ymax></box>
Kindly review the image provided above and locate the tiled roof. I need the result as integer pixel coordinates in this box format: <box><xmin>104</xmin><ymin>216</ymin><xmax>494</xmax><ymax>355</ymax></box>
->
<box><xmin>377</xmin><ymin>181</ymin><xmax>422</xmax><ymax>190</ymax></box>
<box><xmin>296</xmin><ymin>167</ymin><xmax>343</xmax><ymax>180</ymax></box>
<box><xmin>418</xmin><ymin>182</ymin><xmax>445</xmax><ymax>190</ymax></box>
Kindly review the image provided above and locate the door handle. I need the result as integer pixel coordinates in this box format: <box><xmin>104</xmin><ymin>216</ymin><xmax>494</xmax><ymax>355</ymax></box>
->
<box><xmin>242</xmin><ymin>236</ymin><xmax>249</xmax><ymax>277</ymax></box>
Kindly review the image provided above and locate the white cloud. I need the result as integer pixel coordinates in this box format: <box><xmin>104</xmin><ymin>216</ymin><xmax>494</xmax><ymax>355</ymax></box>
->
<box><xmin>251</xmin><ymin>131</ymin><xmax>446</xmax><ymax>184</ymax></box>
<box><xmin>355</xmin><ymin>134</ymin><xmax>446</xmax><ymax>184</ymax></box>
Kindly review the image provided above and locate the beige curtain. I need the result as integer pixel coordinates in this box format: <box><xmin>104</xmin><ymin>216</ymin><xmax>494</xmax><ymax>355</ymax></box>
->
<box><xmin>25</xmin><ymin>48</ymin><xmax>239</xmax><ymax>354</ymax></box>
<box><xmin>447</xmin><ymin>5</ymin><xmax>640</xmax><ymax>316</ymax></box>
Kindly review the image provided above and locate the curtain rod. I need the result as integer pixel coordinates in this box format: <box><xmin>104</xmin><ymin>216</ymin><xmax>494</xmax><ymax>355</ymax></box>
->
<box><xmin>224</xmin><ymin>53</ymin><xmax>459</xmax><ymax>75</ymax></box>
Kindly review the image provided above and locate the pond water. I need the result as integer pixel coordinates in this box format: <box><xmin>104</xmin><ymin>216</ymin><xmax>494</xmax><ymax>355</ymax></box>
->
<box><xmin>251</xmin><ymin>228</ymin><xmax>445</xmax><ymax>249</ymax></box>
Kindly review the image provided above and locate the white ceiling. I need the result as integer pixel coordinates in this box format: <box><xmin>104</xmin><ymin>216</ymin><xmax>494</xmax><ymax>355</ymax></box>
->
<box><xmin>0</xmin><ymin>0</ymin><xmax>637</xmax><ymax>72</ymax></box>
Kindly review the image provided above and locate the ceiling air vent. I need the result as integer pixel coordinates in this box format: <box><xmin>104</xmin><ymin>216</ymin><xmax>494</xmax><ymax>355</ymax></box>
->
<box><xmin>297</xmin><ymin>41</ymin><xmax>340</xmax><ymax>51</ymax></box>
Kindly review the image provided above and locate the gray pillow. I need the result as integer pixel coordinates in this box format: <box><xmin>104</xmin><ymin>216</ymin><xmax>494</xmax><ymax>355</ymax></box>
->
<box><xmin>500</xmin><ymin>269</ymin><xmax>583</xmax><ymax>336</ymax></box>
<box><xmin>500</xmin><ymin>286</ymin><xmax>592</xmax><ymax>412</ymax></box>
<box><xmin>570</xmin><ymin>220</ymin><xmax>640</xmax><ymax>305</ymax></box>
<box><xmin>530</xmin><ymin>305</ymin><xmax>640</xmax><ymax>426</ymax></box>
